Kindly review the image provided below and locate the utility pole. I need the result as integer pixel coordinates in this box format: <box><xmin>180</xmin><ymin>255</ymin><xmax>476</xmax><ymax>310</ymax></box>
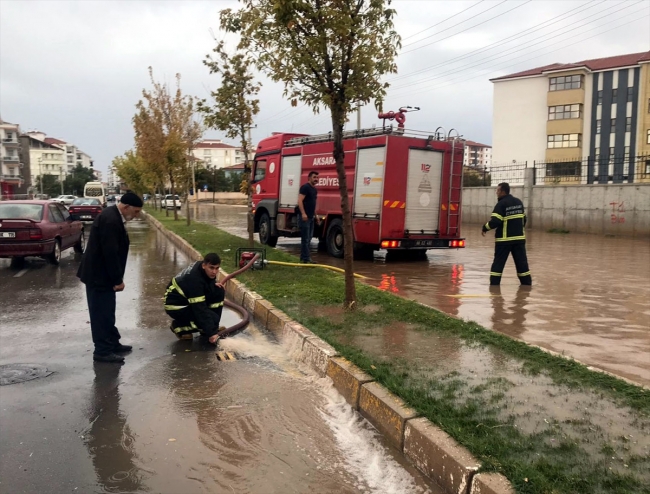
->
<box><xmin>357</xmin><ymin>101</ymin><xmax>361</xmax><ymax>130</ymax></box>
<box><xmin>59</xmin><ymin>166</ymin><xmax>64</xmax><ymax>195</ymax></box>
<box><xmin>38</xmin><ymin>157</ymin><xmax>43</xmax><ymax>197</ymax></box>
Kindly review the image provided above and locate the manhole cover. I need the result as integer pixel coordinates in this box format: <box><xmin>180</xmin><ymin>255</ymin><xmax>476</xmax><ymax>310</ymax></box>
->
<box><xmin>0</xmin><ymin>364</ymin><xmax>53</xmax><ymax>386</ymax></box>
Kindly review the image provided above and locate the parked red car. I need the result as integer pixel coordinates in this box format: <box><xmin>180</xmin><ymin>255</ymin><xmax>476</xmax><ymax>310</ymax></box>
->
<box><xmin>0</xmin><ymin>200</ymin><xmax>85</xmax><ymax>265</ymax></box>
<box><xmin>68</xmin><ymin>198</ymin><xmax>104</xmax><ymax>222</ymax></box>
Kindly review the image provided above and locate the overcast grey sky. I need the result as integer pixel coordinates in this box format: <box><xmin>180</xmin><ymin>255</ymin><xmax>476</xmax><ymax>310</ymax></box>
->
<box><xmin>1</xmin><ymin>0</ymin><xmax>648</xmax><ymax>175</ymax></box>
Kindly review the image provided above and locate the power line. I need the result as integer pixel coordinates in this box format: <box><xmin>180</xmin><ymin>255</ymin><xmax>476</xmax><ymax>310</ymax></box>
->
<box><xmin>404</xmin><ymin>0</ymin><xmax>496</xmax><ymax>46</ymax></box>
<box><xmin>389</xmin><ymin>0</ymin><xmax>606</xmax><ymax>82</ymax></box>
<box><xmin>400</xmin><ymin>0</ymin><xmax>533</xmax><ymax>55</ymax></box>
<box><xmin>389</xmin><ymin>1</ymin><xmax>644</xmax><ymax>93</ymax></box>
<box><xmin>386</xmin><ymin>13</ymin><xmax>649</xmax><ymax>102</ymax></box>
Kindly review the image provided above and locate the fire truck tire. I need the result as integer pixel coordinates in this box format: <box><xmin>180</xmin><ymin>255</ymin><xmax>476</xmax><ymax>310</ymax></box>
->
<box><xmin>326</xmin><ymin>218</ymin><xmax>345</xmax><ymax>258</ymax></box>
<box><xmin>258</xmin><ymin>212</ymin><xmax>278</xmax><ymax>247</ymax></box>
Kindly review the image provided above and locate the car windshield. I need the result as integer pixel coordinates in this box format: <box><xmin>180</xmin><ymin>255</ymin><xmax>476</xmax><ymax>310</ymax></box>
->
<box><xmin>0</xmin><ymin>204</ymin><xmax>43</xmax><ymax>221</ymax></box>
<box><xmin>72</xmin><ymin>198</ymin><xmax>101</xmax><ymax>205</ymax></box>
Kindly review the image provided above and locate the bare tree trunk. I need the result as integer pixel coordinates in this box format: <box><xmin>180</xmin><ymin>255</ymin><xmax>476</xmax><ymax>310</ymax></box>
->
<box><xmin>185</xmin><ymin>185</ymin><xmax>191</xmax><ymax>226</ymax></box>
<box><xmin>331</xmin><ymin>106</ymin><xmax>356</xmax><ymax>309</ymax></box>
<box><xmin>243</xmin><ymin>144</ymin><xmax>254</xmax><ymax>248</ymax></box>
<box><xmin>170</xmin><ymin>175</ymin><xmax>178</xmax><ymax>221</ymax></box>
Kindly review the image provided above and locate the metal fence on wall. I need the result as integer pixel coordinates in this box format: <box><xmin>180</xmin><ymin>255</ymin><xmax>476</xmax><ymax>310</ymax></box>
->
<box><xmin>465</xmin><ymin>154</ymin><xmax>650</xmax><ymax>187</ymax></box>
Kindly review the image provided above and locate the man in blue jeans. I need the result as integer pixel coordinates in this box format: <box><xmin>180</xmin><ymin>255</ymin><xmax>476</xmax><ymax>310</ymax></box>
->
<box><xmin>297</xmin><ymin>170</ymin><xmax>320</xmax><ymax>263</ymax></box>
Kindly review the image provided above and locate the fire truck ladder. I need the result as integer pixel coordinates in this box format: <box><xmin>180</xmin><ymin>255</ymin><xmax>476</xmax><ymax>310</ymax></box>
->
<box><xmin>446</xmin><ymin>131</ymin><xmax>465</xmax><ymax>236</ymax></box>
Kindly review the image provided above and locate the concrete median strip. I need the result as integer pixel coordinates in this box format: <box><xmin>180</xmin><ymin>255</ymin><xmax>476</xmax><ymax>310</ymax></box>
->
<box><xmin>145</xmin><ymin>211</ymin><xmax>516</xmax><ymax>494</ymax></box>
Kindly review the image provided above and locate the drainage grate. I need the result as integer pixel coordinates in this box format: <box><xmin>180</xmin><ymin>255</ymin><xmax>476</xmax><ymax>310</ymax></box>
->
<box><xmin>215</xmin><ymin>351</ymin><xmax>238</xmax><ymax>362</ymax></box>
<box><xmin>0</xmin><ymin>364</ymin><xmax>53</xmax><ymax>386</ymax></box>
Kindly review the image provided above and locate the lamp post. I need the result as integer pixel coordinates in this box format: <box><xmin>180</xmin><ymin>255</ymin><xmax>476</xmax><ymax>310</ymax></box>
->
<box><xmin>209</xmin><ymin>164</ymin><xmax>216</xmax><ymax>203</ymax></box>
<box><xmin>38</xmin><ymin>157</ymin><xmax>43</xmax><ymax>197</ymax></box>
<box><xmin>59</xmin><ymin>166</ymin><xmax>64</xmax><ymax>195</ymax></box>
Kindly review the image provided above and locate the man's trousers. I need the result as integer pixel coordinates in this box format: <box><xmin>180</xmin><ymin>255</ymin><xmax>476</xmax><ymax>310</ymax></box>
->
<box><xmin>85</xmin><ymin>285</ymin><xmax>121</xmax><ymax>356</ymax></box>
<box><xmin>166</xmin><ymin>306</ymin><xmax>223</xmax><ymax>337</ymax></box>
<box><xmin>489</xmin><ymin>242</ymin><xmax>532</xmax><ymax>286</ymax></box>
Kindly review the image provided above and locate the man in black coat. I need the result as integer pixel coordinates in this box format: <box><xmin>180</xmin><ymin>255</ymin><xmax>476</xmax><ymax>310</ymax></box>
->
<box><xmin>78</xmin><ymin>192</ymin><xmax>143</xmax><ymax>363</ymax></box>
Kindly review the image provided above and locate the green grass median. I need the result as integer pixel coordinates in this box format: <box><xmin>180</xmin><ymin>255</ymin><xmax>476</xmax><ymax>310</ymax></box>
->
<box><xmin>145</xmin><ymin>208</ymin><xmax>650</xmax><ymax>494</ymax></box>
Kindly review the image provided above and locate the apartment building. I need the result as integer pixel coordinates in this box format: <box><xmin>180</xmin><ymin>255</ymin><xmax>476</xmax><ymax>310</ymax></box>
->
<box><xmin>491</xmin><ymin>51</ymin><xmax>650</xmax><ymax>183</ymax></box>
<box><xmin>44</xmin><ymin>137</ymin><xmax>93</xmax><ymax>173</ymax></box>
<box><xmin>0</xmin><ymin>119</ymin><xmax>25</xmax><ymax>196</ymax></box>
<box><xmin>25</xmin><ymin>132</ymin><xmax>67</xmax><ymax>189</ymax></box>
<box><xmin>192</xmin><ymin>140</ymin><xmax>244</xmax><ymax>169</ymax></box>
<box><xmin>463</xmin><ymin>141</ymin><xmax>492</xmax><ymax>168</ymax></box>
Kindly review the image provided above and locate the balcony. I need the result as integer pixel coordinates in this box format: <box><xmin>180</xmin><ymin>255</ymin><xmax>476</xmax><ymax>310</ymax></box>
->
<box><xmin>2</xmin><ymin>155</ymin><xmax>20</xmax><ymax>163</ymax></box>
<box><xmin>2</xmin><ymin>138</ymin><xmax>20</xmax><ymax>147</ymax></box>
<box><xmin>0</xmin><ymin>174</ymin><xmax>24</xmax><ymax>184</ymax></box>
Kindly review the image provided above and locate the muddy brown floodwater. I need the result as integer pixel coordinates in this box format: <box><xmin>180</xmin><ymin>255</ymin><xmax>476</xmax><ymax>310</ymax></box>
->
<box><xmin>0</xmin><ymin>221</ymin><xmax>439</xmax><ymax>493</ymax></box>
<box><xmin>192</xmin><ymin>203</ymin><xmax>650</xmax><ymax>386</ymax></box>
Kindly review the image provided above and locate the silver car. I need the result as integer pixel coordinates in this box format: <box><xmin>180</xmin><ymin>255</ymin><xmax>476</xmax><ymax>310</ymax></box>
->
<box><xmin>51</xmin><ymin>195</ymin><xmax>77</xmax><ymax>206</ymax></box>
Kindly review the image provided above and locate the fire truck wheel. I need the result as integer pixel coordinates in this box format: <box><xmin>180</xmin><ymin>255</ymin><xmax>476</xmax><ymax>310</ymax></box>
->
<box><xmin>326</xmin><ymin>218</ymin><xmax>344</xmax><ymax>258</ymax></box>
<box><xmin>258</xmin><ymin>212</ymin><xmax>279</xmax><ymax>247</ymax></box>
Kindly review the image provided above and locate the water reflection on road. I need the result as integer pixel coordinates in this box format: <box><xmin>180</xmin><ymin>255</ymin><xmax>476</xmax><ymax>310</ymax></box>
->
<box><xmin>192</xmin><ymin>203</ymin><xmax>650</xmax><ymax>386</ymax></box>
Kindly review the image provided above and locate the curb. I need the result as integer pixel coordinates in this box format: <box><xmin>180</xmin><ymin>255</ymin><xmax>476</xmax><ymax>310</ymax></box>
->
<box><xmin>144</xmin><ymin>212</ymin><xmax>515</xmax><ymax>494</ymax></box>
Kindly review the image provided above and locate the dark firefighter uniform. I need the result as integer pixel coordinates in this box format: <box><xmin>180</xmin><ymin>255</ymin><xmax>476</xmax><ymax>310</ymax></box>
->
<box><xmin>164</xmin><ymin>261</ymin><xmax>225</xmax><ymax>337</ymax></box>
<box><xmin>482</xmin><ymin>194</ymin><xmax>532</xmax><ymax>286</ymax></box>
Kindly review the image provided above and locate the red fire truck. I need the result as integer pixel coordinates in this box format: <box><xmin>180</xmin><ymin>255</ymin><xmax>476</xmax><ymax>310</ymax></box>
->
<box><xmin>250</xmin><ymin>117</ymin><xmax>465</xmax><ymax>258</ymax></box>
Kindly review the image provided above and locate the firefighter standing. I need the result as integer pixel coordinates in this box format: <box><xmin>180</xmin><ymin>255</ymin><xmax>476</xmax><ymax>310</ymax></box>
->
<box><xmin>164</xmin><ymin>253</ymin><xmax>225</xmax><ymax>343</ymax></box>
<box><xmin>482</xmin><ymin>183</ymin><xmax>532</xmax><ymax>286</ymax></box>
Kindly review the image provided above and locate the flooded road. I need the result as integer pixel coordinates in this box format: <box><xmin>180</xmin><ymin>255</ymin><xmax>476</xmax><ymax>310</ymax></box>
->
<box><xmin>192</xmin><ymin>203</ymin><xmax>650</xmax><ymax>386</ymax></box>
<box><xmin>0</xmin><ymin>221</ymin><xmax>439</xmax><ymax>493</ymax></box>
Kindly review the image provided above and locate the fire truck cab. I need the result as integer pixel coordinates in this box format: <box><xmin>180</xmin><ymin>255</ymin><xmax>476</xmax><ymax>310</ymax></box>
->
<box><xmin>250</xmin><ymin>125</ymin><xmax>465</xmax><ymax>258</ymax></box>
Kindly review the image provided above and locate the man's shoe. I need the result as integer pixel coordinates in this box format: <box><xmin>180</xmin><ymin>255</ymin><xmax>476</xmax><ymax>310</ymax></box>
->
<box><xmin>93</xmin><ymin>353</ymin><xmax>125</xmax><ymax>363</ymax></box>
<box><xmin>113</xmin><ymin>344</ymin><xmax>133</xmax><ymax>353</ymax></box>
<box><xmin>301</xmin><ymin>259</ymin><xmax>317</xmax><ymax>264</ymax></box>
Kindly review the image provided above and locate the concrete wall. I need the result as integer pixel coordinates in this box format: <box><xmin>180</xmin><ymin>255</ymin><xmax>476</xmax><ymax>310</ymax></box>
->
<box><xmin>462</xmin><ymin>184</ymin><xmax>650</xmax><ymax>237</ymax></box>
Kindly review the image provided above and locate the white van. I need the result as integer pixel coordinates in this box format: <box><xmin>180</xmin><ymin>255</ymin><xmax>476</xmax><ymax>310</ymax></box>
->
<box><xmin>83</xmin><ymin>181</ymin><xmax>106</xmax><ymax>207</ymax></box>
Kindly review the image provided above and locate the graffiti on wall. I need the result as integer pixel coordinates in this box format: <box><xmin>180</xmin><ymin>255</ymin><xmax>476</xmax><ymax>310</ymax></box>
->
<box><xmin>609</xmin><ymin>201</ymin><xmax>625</xmax><ymax>224</ymax></box>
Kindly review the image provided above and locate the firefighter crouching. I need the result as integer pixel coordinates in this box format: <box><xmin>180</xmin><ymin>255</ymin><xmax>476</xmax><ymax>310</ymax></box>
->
<box><xmin>482</xmin><ymin>182</ymin><xmax>532</xmax><ymax>286</ymax></box>
<box><xmin>164</xmin><ymin>253</ymin><xmax>225</xmax><ymax>343</ymax></box>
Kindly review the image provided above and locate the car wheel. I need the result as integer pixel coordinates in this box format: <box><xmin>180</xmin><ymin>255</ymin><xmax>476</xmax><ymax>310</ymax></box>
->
<box><xmin>73</xmin><ymin>230</ymin><xmax>85</xmax><ymax>254</ymax></box>
<box><xmin>326</xmin><ymin>218</ymin><xmax>344</xmax><ymax>258</ymax></box>
<box><xmin>48</xmin><ymin>239</ymin><xmax>62</xmax><ymax>265</ymax></box>
<box><xmin>258</xmin><ymin>212</ymin><xmax>279</xmax><ymax>247</ymax></box>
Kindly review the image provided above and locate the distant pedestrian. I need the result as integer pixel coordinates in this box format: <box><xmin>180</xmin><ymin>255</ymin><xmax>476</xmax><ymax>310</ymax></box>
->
<box><xmin>482</xmin><ymin>182</ymin><xmax>531</xmax><ymax>286</ymax></box>
<box><xmin>78</xmin><ymin>192</ymin><xmax>143</xmax><ymax>363</ymax></box>
<box><xmin>297</xmin><ymin>170</ymin><xmax>320</xmax><ymax>263</ymax></box>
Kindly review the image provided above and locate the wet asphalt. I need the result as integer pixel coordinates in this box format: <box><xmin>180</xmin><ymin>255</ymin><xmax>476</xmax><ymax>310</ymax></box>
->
<box><xmin>0</xmin><ymin>220</ymin><xmax>439</xmax><ymax>494</ymax></box>
<box><xmin>192</xmin><ymin>203</ymin><xmax>650</xmax><ymax>386</ymax></box>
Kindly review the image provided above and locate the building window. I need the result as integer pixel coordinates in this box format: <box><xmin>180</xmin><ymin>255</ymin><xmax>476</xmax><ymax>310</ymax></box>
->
<box><xmin>596</xmin><ymin>120</ymin><xmax>601</xmax><ymax>134</ymax></box>
<box><xmin>612</xmin><ymin>88</ymin><xmax>618</xmax><ymax>99</ymax></box>
<box><xmin>610</xmin><ymin>118</ymin><xmax>616</xmax><ymax>131</ymax></box>
<box><xmin>545</xmin><ymin>161</ymin><xmax>581</xmax><ymax>177</ymax></box>
<box><xmin>625</xmin><ymin>117</ymin><xmax>632</xmax><ymax>132</ymax></box>
<box><xmin>609</xmin><ymin>147</ymin><xmax>615</xmax><ymax>156</ymax></box>
<box><xmin>547</xmin><ymin>134</ymin><xmax>581</xmax><ymax>148</ymax></box>
<box><xmin>549</xmin><ymin>75</ymin><xmax>582</xmax><ymax>91</ymax></box>
<box><xmin>627</xmin><ymin>87</ymin><xmax>634</xmax><ymax>102</ymax></box>
<box><xmin>548</xmin><ymin>104</ymin><xmax>582</xmax><ymax>120</ymax></box>
<box><xmin>597</xmin><ymin>90</ymin><xmax>603</xmax><ymax>105</ymax></box>
<box><xmin>647</xmin><ymin>129</ymin><xmax>650</xmax><ymax>144</ymax></box>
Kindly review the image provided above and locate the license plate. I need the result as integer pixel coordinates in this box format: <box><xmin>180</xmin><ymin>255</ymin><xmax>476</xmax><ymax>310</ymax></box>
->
<box><xmin>0</xmin><ymin>232</ymin><xmax>16</xmax><ymax>238</ymax></box>
<box><xmin>414</xmin><ymin>240</ymin><xmax>433</xmax><ymax>247</ymax></box>
<box><xmin>81</xmin><ymin>215</ymin><xmax>92</xmax><ymax>219</ymax></box>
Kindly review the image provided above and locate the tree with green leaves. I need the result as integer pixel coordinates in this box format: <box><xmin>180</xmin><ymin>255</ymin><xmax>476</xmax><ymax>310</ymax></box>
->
<box><xmin>197</xmin><ymin>40</ymin><xmax>261</xmax><ymax>246</ymax></box>
<box><xmin>134</xmin><ymin>68</ymin><xmax>201</xmax><ymax>223</ymax></box>
<box><xmin>112</xmin><ymin>151</ymin><xmax>151</xmax><ymax>197</ymax></box>
<box><xmin>220</xmin><ymin>0</ymin><xmax>400</xmax><ymax>309</ymax></box>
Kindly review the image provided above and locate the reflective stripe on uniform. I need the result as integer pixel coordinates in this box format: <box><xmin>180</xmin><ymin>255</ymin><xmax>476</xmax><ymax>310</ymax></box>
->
<box><xmin>210</xmin><ymin>301</ymin><xmax>224</xmax><ymax>309</ymax></box>
<box><xmin>496</xmin><ymin>235</ymin><xmax>526</xmax><ymax>242</ymax></box>
<box><xmin>506</xmin><ymin>213</ymin><xmax>525</xmax><ymax>220</ymax></box>
<box><xmin>502</xmin><ymin>219</ymin><xmax>508</xmax><ymax>239</ymax></box>
<box><xmin>164</xmin><ymin>304</ymin><xmax>188</xmax><ymax>310</ymax></box>
<box><xmin>491</xmin><ymin>213</ymin><xmax>503</xmax><ymax>220</ymax></box>
<box><xmin>517</xmin><ymin>271</ymin><xmax>531</xmax><ymax>277</ymax></box>
<box><xmin>484</xmin><ymin>222</ymin><xmax>491</xmax><ymax>231</ymax></box>
<box><xmin>172</xmin><ymin>320</ymin><xmax>198</xmax><ymax>333</ymax></box>
<box><xmin>490</xmin><ymin>272</ymin><xmax>502</xmax><ymax>276</ymax></box>
<box><xmin>188</xmin><ymin>295</ymin><xmax>206</xmax><ymax>304</ymax></box>
<box><xmin>171</xmin><ymin>278</ymin><xmax>186</xmax><ymax>298</ymax></box>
